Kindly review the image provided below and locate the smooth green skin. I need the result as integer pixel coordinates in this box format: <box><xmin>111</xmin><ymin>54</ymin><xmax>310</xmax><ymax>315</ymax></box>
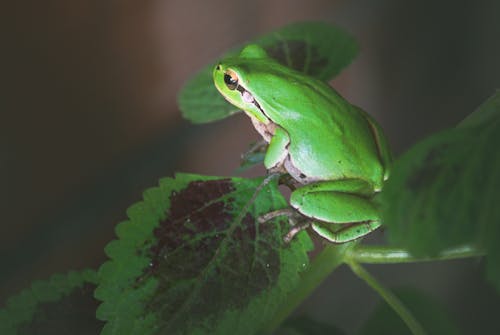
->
<box><xmin>213</xmin><ymin>44</ymin><xmax>391</xmax><ymax>242</ymax></box>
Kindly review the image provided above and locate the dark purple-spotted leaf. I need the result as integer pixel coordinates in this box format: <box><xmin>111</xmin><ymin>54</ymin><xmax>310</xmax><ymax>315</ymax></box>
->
<box><xmin>0</xmin><ymin>269</ymin><xmax>101</xmax><ymax>335</ymax></box>
<box><xmin>380</xmin><ymin>92</ymin><xmax>500</xmax><ymax>291</ymax></box>
<box><xmin>95</xmin><ymin>173</ymin><xmax>313</xmax><ymax>335</ymax></box>
<box><xmin>179</xmin><ymin>21</ymin><xmax>358</xmax><ymax>124</ymax></box>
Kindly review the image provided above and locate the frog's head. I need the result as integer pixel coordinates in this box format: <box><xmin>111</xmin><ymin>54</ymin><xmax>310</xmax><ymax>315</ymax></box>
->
<box><xmin>213</xmin><ymin>44</ymin><xmax>271</xmax><ymax>124</ymax></box>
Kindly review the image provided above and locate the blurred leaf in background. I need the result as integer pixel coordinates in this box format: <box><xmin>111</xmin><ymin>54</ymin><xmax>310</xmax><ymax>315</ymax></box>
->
<box><xmin>179</xmin><ymin>21</ymin><xmax>358</xmax><ymax>124</ymax></box>
<box><xmin>381</xmin><ymin>91</ymin><xmax>500</xmax><ymax>291</ymax></box>
<box><xmin>0</xmin><ymin>270</ymin><xmax>101</xmax><ymax>335</ymax></box>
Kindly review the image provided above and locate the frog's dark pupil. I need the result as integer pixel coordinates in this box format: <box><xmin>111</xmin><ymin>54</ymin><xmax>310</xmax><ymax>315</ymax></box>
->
<box><xmin>224</xmin><ymin>73</ymin><xmax>238</xmax><ymax>90</ymax></box>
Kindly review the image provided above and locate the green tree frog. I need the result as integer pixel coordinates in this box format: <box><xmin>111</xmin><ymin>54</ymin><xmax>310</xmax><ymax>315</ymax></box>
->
<box><xmin>213</xmin><ymin>44</ymin><xmax>391</xmax><ymax>243</ymax></box>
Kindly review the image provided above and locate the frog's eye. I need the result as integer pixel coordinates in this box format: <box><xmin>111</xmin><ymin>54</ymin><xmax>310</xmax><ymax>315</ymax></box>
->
<box><xmin>224</xmin><ymin>70</ymin><xmax>239</xmax><ymax>90</ymax></box>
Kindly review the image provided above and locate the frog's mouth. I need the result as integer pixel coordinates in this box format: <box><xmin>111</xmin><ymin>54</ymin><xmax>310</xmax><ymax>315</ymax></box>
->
<box><xmin>236</xmin><ymin>85</ymin><xmax>270</xmax><ymax>121</ymax></box>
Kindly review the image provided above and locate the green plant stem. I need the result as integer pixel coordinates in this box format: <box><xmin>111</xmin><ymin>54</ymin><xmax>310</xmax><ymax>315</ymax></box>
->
<box><xmin>347</xmin><ymin>244</ymin><xmax>485</xmax><ymax>264</ymax></box>
<box><xmin>348</xmin><ymin>261</ymin><xmax>427</xmax><ymax>335</ymax></box>
<box><xmin>264</xmin><ymin>243</ymin><xmax>484</xmax><ymax>333</ymax></box>
<box><xmin>262</xmin><ymin>242</ymin><xmax>354</xmax><ymax>334</ymax></box>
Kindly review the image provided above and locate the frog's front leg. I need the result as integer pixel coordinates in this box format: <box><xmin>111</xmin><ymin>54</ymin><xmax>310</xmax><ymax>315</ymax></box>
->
<box><xmin>290</xmin><ymin>179</ymin><xmax>381</xmax><ymax>243</ymax></box>
<box><xmin>263</xmin><ymin>126</ymin><xmax>290</xmax><ymax>171</ymax></box>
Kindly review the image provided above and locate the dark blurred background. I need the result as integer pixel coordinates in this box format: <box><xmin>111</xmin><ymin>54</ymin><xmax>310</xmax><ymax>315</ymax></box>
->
<box><xmin>2</xmin><ymin>0</ymin><xmax>500</xmax><ymax>333</ymax></box>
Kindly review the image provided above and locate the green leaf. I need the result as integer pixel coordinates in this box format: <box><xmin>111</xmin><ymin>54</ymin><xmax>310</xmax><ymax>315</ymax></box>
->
<box><xmin>0</xmin><ymin>269</ymin><xmax>101</xmax><ymax>335</ymax></box>
<box><xmin>380</xmin><ymin>91</ymin><xmax>500</xmax><ymax>290</ymax></box>
<box><xmin>234</xmin><ymin>140</ymin><xmax>267</xmax><ymax>173</ymax></box>
<box><xmin>278</xmin><ymin>315</ymin><xmax>346</xmax><ymax>335</ymax></box>
<box><xmin>95</xmin><ymin>173</ymin><xmax>313</xmax><ymax>335</ymax></box>
<box><xmin>178</xmin><ymin>21</ymin><xmax>358</xmax><ymax>124</ymax></box>
<box><xmin>358</xmin><ymin>288</ymin><xmax>460</xmax><ymax>335</ymax></box>
<box><xmin>236</xmin><ymin>151</ymin><xmax>266</xmax><ymax>173</ymax></box>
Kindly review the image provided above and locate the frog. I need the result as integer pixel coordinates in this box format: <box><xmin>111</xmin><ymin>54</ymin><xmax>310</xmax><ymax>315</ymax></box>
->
<box><xmin>213</xmin><ymin>44</ymin><xmax>391</xmax><ymax>243</ymax></box>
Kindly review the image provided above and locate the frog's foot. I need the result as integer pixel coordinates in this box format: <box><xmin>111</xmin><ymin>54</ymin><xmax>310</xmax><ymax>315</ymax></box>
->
<box><xmin>257</xmin><ymin>208</ymin><xmax>296</xmax><ymax>224</ymax></box>
<box><xmin>311</xmin><ymin>221</ymin><xmax>381</xmax><ymax>244</ymax></box>
<box><xmin>283</xmin><ymin>221</ymin><xmax>311</xmax><ymax>243</ymax></box>
<box><xmin>258</xmin><ymin>208</ymin><xmax>311</xmax><ymax>243</ymax></box>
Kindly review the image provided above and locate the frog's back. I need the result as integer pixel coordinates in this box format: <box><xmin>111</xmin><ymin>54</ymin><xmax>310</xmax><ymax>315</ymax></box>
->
<box><xmin>257</xmin><ymin>70</ymin><xmax>386</xmax><ymax>189</ymax></box>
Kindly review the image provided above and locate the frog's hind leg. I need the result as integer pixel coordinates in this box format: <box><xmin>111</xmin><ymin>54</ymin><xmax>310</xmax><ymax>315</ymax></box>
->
<box><xmin>311</xmin><ymin>221</ymin><xmax>381</xmax><ymax>243</ymax></box>
<box><xmin>290</xmin><ymin>179</ymin><xmax>382</xmax><ymax>243</ymax></box>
